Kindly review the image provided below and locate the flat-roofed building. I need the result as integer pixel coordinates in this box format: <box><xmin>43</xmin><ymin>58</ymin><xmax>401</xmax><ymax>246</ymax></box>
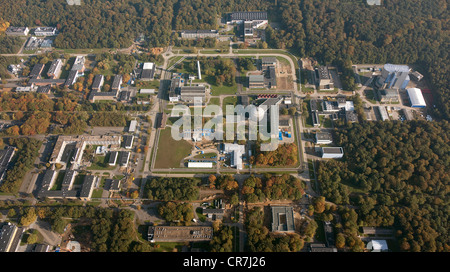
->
<box><xmin>315</xmin><ymin>132</ymin><xmax>333</xmax><ymax>144</ymax></box>
<box><xmin>180</xmin><ymin>30</ymin><xmax>219</xmax><ymax>39</ymax></box>
<box><xmin>0</xmin><ymin>223</ymin><xmax>20</xmax><ymax>252</ymax></box>
<box><xmin>224</xmin><ymin>143</ymin><xmax>245</xmax><ymax>170</ymax></box>
<box><xmin>37</xmin><ymin>85</ymin><xmax>51</xmax><ymax>94</ymax></box>
<box><xmin>123</xmin><ymin>135</ymin><xmax>134</xmax><ymax>149</ymax></box>
<box><xmin>271</xmin><ymin>206</ymin><xmax>295</xmax><ymax>232</ymax></box>
<box><xmin>378</xmin><ymin>89</ymin><xmax>399</xmax><ymax>103</ymax></box>
<box><xmin>376</xmin><ymin>64</ymin><xmax>410</xmax><ymax>89</ymax></box>
<box><xmin>180</xmin><ymin>86</ymin><xmax>207</xmax><ymax>103</ymax></box>
<box><xmin>266</xmin><ymin>66</ymin><xmax>277</xmax><ymax>89</ymax></box>
<box><xmin>30</xmin><ymin>63</ymin><xmax>45</xmax><ymax>79</ymax></box>
<box><xmin>129</xmin><ymin>120</ymin><xmax>138</xmax><ymax>133</ymax></box>
<box><xmin>49</xmin><ymin>135</ymin><xmax>121</xmax><ymax>167</ymax></box>
<box><xmin>367</xmin><ymin>240</ymin><xmax>389</xmax><ymax>252</ymax></box>
<box><xmin>317</xmin><ymin>66</ymin><xmax>334</xmax><ymax>90</ymax></box>
<box><xmin>261</xmin><ymin>57</ymin><xmax>277</xmax><ymax>68</ymax></box>
<box><xmin>5</xmin><ymin>27</ymin><xmax>29</xmax><ymax>36</ymax></box>
<box><xmin>79</xmin><ymin>175</ymin><xmax>97</xmax><ymax>201</ymax></box>
<box><xmin>15</xmin><ymin>86</ymin><xmax>36</xmax><ymax>93</ymax></box>
<box><xmin>92</xmin><ymin>74</ymin><xmax>104</xmax><ymax>90</ymax></box>
<box><xmin>249</xmin><ymin>74</ymin><xmax>265</xmax><ymax>88</ymax></box>
<box><xmin>108</xmin><ymin>151</ymin><xmax>118</xmax><ymax>166</ymax></box>
<box><xmin>118</xmin><ymin>151</ymin><xmax>130</xmax><ymax>167</ymax></box>
<box><xmin>188</xmin><ymin>162</ymin><xmax>213</xmax><ymax>168</ymax></box>
<box><xmin>148</xmin><ymin>226</ymin><xmax>213</xmax><ymax>242</ymax></box>
<box><xmin>228</xmin><ymin>11</ymin><xmax>268</xmax><ymax>27</ymax></box>
<box><xmin>111</xmin><ymin>75</ymin><xmax>122</xmax><ymax>90</ymax></box>
<box><xmin>47</xmin><ymin>59</ymin><xmax>63</xmax><ymax>79</ymax></box>
<box><xmin>34</xmin><ymin>27</ymin><xmax>57</xmax><ymax>36</ymax></box>
<box><xmin>312</xmin><ymin>111</ymin><xmax>320</xmax><ymax>127</ymax></box>
<box><xmin>140</xmin><ymin>89</ymin><xmax>155</xmax><ymax>94</ymax></box>
<box><xmin>65</xmin><ymin>70</ymin><xmax>79</xmax><ymax>87</ymax></box>
<box><xmin>309</xmin><ymin>243</ymin><xmax>338</xmax><ymax>252</ymax></box>
<box><xmin>376</xmin><ymin>106</ymin><xmax>389</xmax><ymax>121</ymax></box>
<box><xmin>140</xmin><ymin>62</ymin><xmax>156</xmax><ymax>81</ymax></box>
<box><xmin>203</xmin><ymin>209</ymin><xmax>225</xmax><ymax>220</ymax></box>
<box><xmin>321</xmin><ymin>147</ymin><xmax>344</xmax><ymax>159</ymax></box>
<box><xmin>71</xmin><ymin>56</ymin><xmax>86</xmax><ymax>73</ymax></box>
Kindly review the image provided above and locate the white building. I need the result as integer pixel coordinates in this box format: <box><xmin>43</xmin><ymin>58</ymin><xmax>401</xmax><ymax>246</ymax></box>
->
<box><xmin>407</xmin><ymin>88</ymin><xmax>426</xmax><ymax>108</ymax></box>
<box><xmin>321</xmin><ymin>147</ymin><xmax>344</xmax><ymax>159</ymax></box>
<box><xmin>129</xmin><ymin>120</ymin><xmax>138</xmax><ymax>133</ymax></box>
<box><xmin>224</xmin><ymin>143</ymin><xmax>245</xmax><ymax>170</ymax></box>
<box><xmin>140</xmin><ymin>89</ymin><xmax>155</xmax><ymax>94</ymax></box>
<box><xmin>366</xmin><ymin>240</ymin><xmax>389</xmax><ymax>252</ymax></box>
<box><xmin>34</xmin><ymin>27</ymin><xmax>57</xmax><ymax>36</ymax></box>
<box><xmin>188</xmin><ymin>162</ymin><xmax>213</xmax><ymax>168</ymax></box>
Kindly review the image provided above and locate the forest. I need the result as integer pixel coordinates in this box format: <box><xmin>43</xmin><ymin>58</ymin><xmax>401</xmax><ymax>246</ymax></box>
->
<box><xmin>316</xmin><ymin>120</ymin><xmax>449</xmax><ymax>252</ymax></box>
<box><xmin>144</xmin><ymin>177</ymin><xmax>200</xmax><ymax>201</ymax></box>
<box><xmin>241</xmin><ymin>174</ymin><xmax>304</xmax><ymax>203</ymax></box>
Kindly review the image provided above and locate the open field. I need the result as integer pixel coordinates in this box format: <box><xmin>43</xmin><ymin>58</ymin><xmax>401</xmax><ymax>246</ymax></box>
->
<box><xmin>154</xmin><ymin>128</ymin><xmax>193</xmax><ymax>169</ymax></box>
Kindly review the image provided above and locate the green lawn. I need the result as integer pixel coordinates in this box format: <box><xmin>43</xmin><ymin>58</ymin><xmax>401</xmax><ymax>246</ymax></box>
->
<box><xmin>87</xmin><ymin>154</ymin><xmax>115</xmax><ymax>170</ymax></box>
<box><xmin>222</xmin><ymin>96</ymin><xmax>238</xmax><ymax>114</ymax></box>
<box><xmin>208</xmin><ymin>97</ymin><xmax>221</xmax><ymax>106</ymax></box>
<box><xmin>154</xmin><ymin>128</ymin><xmax>192</xmax><ymax>169</ymax></box>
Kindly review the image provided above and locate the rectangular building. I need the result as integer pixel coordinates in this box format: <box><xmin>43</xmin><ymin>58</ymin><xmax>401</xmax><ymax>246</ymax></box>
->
<box><xmin>111</xmin><ymin>75</ymin><xmax>122</xmax><ymax>90</ymax></box>
<box><xmin>123</xmin><ymin>135</ymin><xmax>134</xmax><ymax>149</ymax></box>
<box><xmin>271</xmin><ymin>206</ymin><xmax>295</xmax><ymax>232</ymax></box>
<box><xmin>29</xmin><ymin>63</ymin><xmax>45</xmax><ymax>79</ymax></box>
<box><xmin>249</xmin><ymin>74</ymin><xmax>265</xmax><ymax>88</ymax></box>
<box><xmin>376</xmin><ymin>64</ymin><xmax>410</xmax><ymax>89</ymax></box>
<box><xmin>108</xmin><ymin>151</ymin><xmax>118</xmax><ymax>166</ymax></box>
<box><xmin>5</xmin><ymin>27</ymin><xmax>29</xmax><ymax>36</ymax></box>
<box><xmin>129</xmin><ymin>120</ymin><xmax>138</xmax><ymax>133</ymax></box>
<box><xmin>148</xmin><ymin>226</ymin><xmax>213</xmax><ymax>242</ymax></box>
<box><xmin>71</xmin><ymin>56</ymin><xmax>86</xmax><ymax>73</ymax></box>
<box><xmin>188</xmin><ymin>162</ymin><xmax>213</xmax><ymax>168</ymax></box>
<box><xmin>180</xmin><ymin>30</ymin><xmax>218</xmax><ymax>39</ymax></box>
<box><xmin>407</xmin><ymin>88</ymin><xmax>426</xmax><ymax>108</ymax></box>
<box><xmin>34</xmin><ymin>27</ymin><xmax>57</xmax><ymax>36</ymax></box>
<box><xmin>180</xmin><ymin>86</ymin><xmax>207</xmax><ymax>103</ymax></box>
<box><xmin>47</xmin><ymin>59</ymin><xmax>63</xmax><ymax>79</ymax></box>
<box><xmin>92</xmin><ymin>74</ymin><xmax>104</xmax><ymax>90</ymax></box>
<box><xmin>315</xmin><ymin>132</ymin><xmax>333</xmax><ymax>145</ymax></box>
<box><xmin>317</xmin><ymin>66</ymin><xmax>334</xmax><ymax>90</ymax></box>
<box><xmin>321</xmin><ymin>147</ymin><xmax>344</xmax><ymax>159</ymax></box>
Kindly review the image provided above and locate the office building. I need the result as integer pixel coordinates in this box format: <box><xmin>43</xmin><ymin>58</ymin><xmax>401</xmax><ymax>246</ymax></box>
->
<box><xmin>271</xmin><ymin>206</ymin><xmax>295</xmax><ymax>232</ymax></box>
<box><xmin>321</xmin><ymin>147</ymin><xmax>344</xmax><ymax>159</ymax></box>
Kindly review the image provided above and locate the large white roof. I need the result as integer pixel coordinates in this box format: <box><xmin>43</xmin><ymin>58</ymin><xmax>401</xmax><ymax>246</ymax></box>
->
<box><xmin>143</xmin><ymin>62</ymin><xmax>154</xmax><ymax>70</ymax></box>
<box><xmin>407</xmin><ymin>88</ymin><xmax>426</xmax><ymax>107</ymax></box>
<box><xmin>188</xmin><ymin>162</ymin><xmax>213</xmax><ymax>168</ymax></box>
<box><xmin>367</xmin><ymin>240</ymin><xmax>388</xmax><ymax>251</ymax></box>
<box><xmin>384</xmin><ymin>63</ymin><xmax>410</xmax><ymax>73</ymax></box>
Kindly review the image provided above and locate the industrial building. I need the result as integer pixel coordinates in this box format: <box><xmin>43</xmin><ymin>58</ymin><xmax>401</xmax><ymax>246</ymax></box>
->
<box><xmin>223</xmin><ymin>143</ymin><xmax>245</xmax><ymax>170</ymax></box>
<box><xmin>261</xmin><ymin>57</ymin><xmax>277</xmax><ymax>68</ymax></box>
<box><xmin>71</xmin><ymin>56</ymin><xmax>86</xmax><ymax>74</ymax></box>
<box><xmin>316</xmin><ymin>66</ymin><xmax>334</xmax><ymax>90</ymax></box>
<box><xmin>321</xmin><ymin>147</ymin><xmax>344</xmax><ymax>159</ymax></box>
<box><xmin>47</xmin><ymin>59</ymin><xmax>63</xmax><ymax>79</ymax></box>
<box><xmin>315</xmin><ymin>132</ymin><xmax>333</xmax><ymax>145</ymax></box>
<box><xmin>139</xmin><ymin>62</ymin><xmax>156</xmax><ymax>81</ymax></box>
<box><xmin>188</xmin><ymin>162</ymin><xmax>213</xmax><ymax>168</ymax></box>
<box><xmin>129</xmin><ymin>120</ymin><xmax>138</xmax><ymax>133</ymax></box>
<box><xmin>33</xmin><ymin>27</ymin><xmax>57</xmax><ymax>36</ymax></box>
<box><xmin>5</xmin><ymin>26</ymin><xmax>29</xmax><ymax>36</ymax></box>
<box><xmin>375</xmin><ymin>64</ymin><xmax>410</xmax><ymax>90</ymax></box>
<box><xmin>248</xmin><ymin>74</ymin><xmax>265</xmax><ymax>88</ymax></box>
<box><xmin>378</xmin><ymin>89</ymin><xmax>399</xmax><ymax>103</ymax></box>
<box><xmin>180</xmin><ymin>30</ymin><xmax>219</xmax><ymax>39</ymax></box>
<box><xmin>271</xmin><ymin>206</ymin><xmax>295</xmax><ymax>232</ymax></box>
<box><xmin>180</xmin><ymin>85</ymin><xmax>207</xmax><ymax>103</ymax></box>
<box><xmin>407</xmin><ymin>88</ymin><xmax>426</xmax><ymax>108</ymax></box>
<box><xmin>376</xmin><ymin>106</ymin><xmax>389</xmax><ymax>121</ymax></box>
<box><xmin>227</xmin><ymin>11</ymin><xmax>268</xmax><ymax>26</ymax></box>
<box><xmin>148</xmin><ymin>226</ymin><xmax>213</xmax><ymax>243</ymax></box>
<box><xmin>366</xmin><ymin>240</ymin><xmax>389</xmax><ymax>252</ymax></box>
<box><xmin>168</xmin><ymin>73</ymin><xmax>183</xmax><ymax>102</ymax></box>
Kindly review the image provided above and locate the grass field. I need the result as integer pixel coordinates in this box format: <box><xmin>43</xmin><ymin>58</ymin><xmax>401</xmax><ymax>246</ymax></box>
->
<box><xmin>154</xmin><ymin>128</ymin><xmax>192</xmax><ymax>169</ymax></box>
